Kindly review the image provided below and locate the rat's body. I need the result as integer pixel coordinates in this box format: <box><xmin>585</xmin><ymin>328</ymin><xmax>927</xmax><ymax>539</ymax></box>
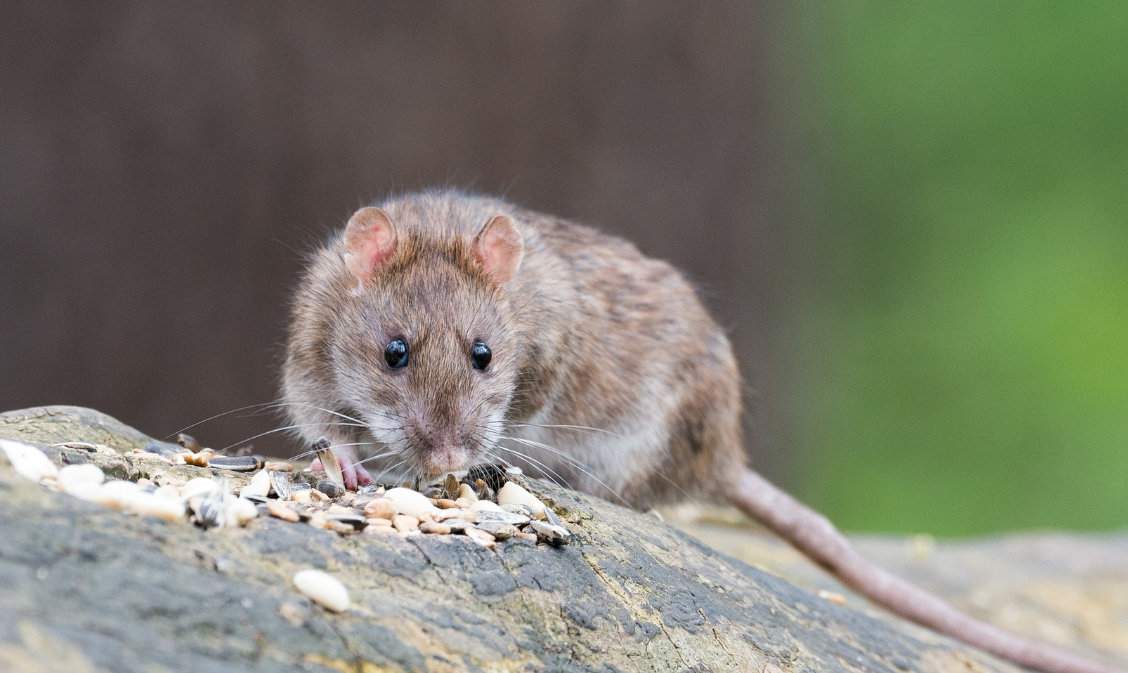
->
<box><xmin>283</xmin><ymin>190</ymin><xmax>1119</xmax><ymax>673</ymax></box>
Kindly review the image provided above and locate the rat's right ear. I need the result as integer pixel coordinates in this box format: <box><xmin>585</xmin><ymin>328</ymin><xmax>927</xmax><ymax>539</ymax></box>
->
<box><xmin>342</xmin><ymin>207</ymin><xmax>398</xmax><ymax>282</ymax></box>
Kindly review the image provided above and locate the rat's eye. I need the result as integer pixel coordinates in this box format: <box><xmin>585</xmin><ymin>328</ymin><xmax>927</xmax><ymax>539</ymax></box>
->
<box><xmin>384</xmin><ymin>338</ymin><xmax>409</xmax><ymax>369</ymax></box>
<box><xmin>470</xmin><ymin>341</ymin><xmax>492</xmax><ymax>370</ymax></box>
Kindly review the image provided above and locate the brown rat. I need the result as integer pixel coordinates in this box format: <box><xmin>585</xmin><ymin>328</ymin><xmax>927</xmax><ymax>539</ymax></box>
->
<box><xmin>282</xmin><ymin>189</ymin><xmax>1120</xmax><ymax>673</ymax></box>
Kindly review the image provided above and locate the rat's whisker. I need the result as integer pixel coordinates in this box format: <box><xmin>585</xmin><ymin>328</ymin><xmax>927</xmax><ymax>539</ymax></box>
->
<box><xmin>498</xmin><ymin>435</ymin><xmax>629</xmax><ymax>506</ymax></box>
<box><xmin>215</xmin><ymin>422</ymin><xmax>366</xmax><ymax>454</ymax></box>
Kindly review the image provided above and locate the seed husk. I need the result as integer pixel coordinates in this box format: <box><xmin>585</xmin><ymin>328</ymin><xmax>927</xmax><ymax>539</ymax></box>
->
<box><xmin>208</xmin><ymin>455</ymin><xmax>259</xmax><ymax>472</ymax></box>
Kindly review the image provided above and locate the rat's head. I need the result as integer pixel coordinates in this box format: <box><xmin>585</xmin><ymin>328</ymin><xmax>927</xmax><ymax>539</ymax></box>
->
<box><xmin>327</xmin><ymin>206</ymin><xmax>524</xmax><ymax>478</ymax></box>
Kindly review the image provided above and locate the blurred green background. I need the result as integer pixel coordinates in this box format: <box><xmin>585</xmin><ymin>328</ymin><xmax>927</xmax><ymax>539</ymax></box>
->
<box><xmin>791</xmin><ymin>4</ymin><xmax>1128</xmax><ymax>535</ymax></box>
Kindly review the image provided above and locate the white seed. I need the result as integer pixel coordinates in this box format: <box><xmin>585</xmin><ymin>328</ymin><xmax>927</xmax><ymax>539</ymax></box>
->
<box><xmin>241</xmin><ymin>469</ymin><xmax>271</xmax><ymax>498</ymax></box>
<box><xmin>181</xmin><ymin>477</ymin><xmax>219</xmax><ymax>499</ymax></box>
<box><xmin>293</xmin><ymin>569</ymin><xmax>349</xmax><ymax>612</ymax></box>
<box><xmin>383</xmin><ymin>487</ymin><xmax>439</xmax><ymax>517</ymax></box>
<box><xmin>56</xmin><ymin>463</ymin><xmax>105</xmax><ymax>496</ymax></box>
<box><xmin>94</xmin><ymin>480</ymin><xmax>142</xmax><ymax>510</ymax></box>
<box><xmin>0</xmin><ymin>439</ymin><xmax>58</xmax><ymax>482</ymax></box>
<box><xmin>496</xmin><ymin>482</ymin><xmax>545</xmax><ymax>516</ymax></box>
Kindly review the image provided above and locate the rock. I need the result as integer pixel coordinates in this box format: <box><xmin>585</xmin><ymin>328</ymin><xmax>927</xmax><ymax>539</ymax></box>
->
<box><xmin>226</xmin><ymin>497</ymin><xmax>258</xmax><ymax>527</ymax></box>
<box><xmin>529</xmin><ymin>520</ymin><xmax>570</xmax><ymax>545</ymax></box>
<box><xmin>315</xmin><ymin>479</ymin><xmax>343</xmax><ymax>498</ymax></box>
<box><xmin>474</xmin><ymin>509</ymin><xmax>530</xmax><ymax>526</ymax></box>
<box><xmin>464</xmin><ymin>527</ymin><xmax>496</xmax><ymax>549</ymax></box>
<box><xmin>0</xmin><ymin>405</ymin><xmax>1124</xmax><ymax>673</ymax></box>
<box><xmin>293</xmin><ymin>569</ymin><xmax>349</xmax><ymax>613</ymax></box>
<box><xmin>497</xmin><ymin>481</ymin><xmax>546</xmax><ymax>517</ymax></box>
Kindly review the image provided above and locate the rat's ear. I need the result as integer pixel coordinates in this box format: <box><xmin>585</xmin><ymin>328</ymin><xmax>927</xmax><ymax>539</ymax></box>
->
<box><xmin>472</xmin><ymin>215</ymin><xmax>524</xmax><ymax>284</ymax></box>
<box><xmin>343</xmin><ymin>207</ymin><xmax>398</xmax><ymax>282</ymax></box>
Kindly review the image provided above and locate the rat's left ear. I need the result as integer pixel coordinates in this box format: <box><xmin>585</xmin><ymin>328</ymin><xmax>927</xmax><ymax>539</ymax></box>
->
<box><xmin>472</xmin><ymin>215</ymin><xmax>524</xmax><ymax>284</ymax></box>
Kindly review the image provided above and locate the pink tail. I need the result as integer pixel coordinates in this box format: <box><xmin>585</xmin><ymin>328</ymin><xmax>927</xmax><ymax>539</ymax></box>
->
<box><xmin>728</xmin><ymin>468</ymin><xmax>1123</xmax><ymax>673</ymax></box>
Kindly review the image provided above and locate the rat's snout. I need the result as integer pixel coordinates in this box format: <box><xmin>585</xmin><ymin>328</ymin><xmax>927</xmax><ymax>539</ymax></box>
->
<box><xmin>406</xmin><ymin>416</ymin><xmax>473</xmax><ymax>476</ymax></box>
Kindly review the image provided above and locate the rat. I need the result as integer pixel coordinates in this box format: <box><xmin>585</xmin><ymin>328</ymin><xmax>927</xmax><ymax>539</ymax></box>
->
<box><xmin>282</xmin><ymin>189</ymin><xmax>1119</xmax><ymax>673</ymax></box>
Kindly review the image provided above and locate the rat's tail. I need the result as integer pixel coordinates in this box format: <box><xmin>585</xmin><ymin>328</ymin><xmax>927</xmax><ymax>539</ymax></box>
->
<box><xmin>727</xmin><ymin>468</ymin><xmax>1124</xmax><ymax>673</ymax></box>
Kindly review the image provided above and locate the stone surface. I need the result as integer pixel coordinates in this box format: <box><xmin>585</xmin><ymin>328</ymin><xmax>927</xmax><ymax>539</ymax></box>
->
<box><xmin>0</xmin><ymin>405</ymin><xmax>1124</xmax><ymax>673</ymax></box>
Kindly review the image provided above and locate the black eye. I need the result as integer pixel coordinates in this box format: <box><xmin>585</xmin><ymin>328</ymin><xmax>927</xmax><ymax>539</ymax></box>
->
<box><xmin>384</xmin><ymin>338</ymin><xmax>409</xmax><ymax>369</ymax></box>
<box><xmin>470</xmin><ymin>341</ymin><xmax>492</xmax><ymax>370</ymax></box>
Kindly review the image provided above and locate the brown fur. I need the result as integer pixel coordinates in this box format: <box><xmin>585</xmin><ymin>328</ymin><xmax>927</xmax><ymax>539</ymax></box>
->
<box><xmin>281</xmin><ymin>190</ymin><xmax>1121</xmax><ymax>673</ymax></box>
<box><xmin>282</xmin><ymin>189</ymin><xmax>744</xmax><ymax>505</ymax></box>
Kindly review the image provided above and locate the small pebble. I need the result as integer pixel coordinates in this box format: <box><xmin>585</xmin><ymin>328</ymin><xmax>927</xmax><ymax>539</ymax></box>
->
<box><xmin>435</xmin><ymin>508</ymin><xmax>476</xmax><ymax>523</ymax></box>
<box><xmin>432</xmin><ymin>498</ymin><xmax>459</xmax><ymax>509</ymax></box>
<box><xmin>365</xmin><ymin>524</ymin><xmax>396</xmax><ymax>536</ymax></box>
<box><xmin>363</xmin><ymin>498</ymin><xmax>396</xmax><ymax>520</ymax></box>
<box><xmin>529</xmin><ymin>520</ymin><xmax>570</xmax><ymax>545</ymax></box>
<box><xmin>292</xmin><ymin>569</ymin><xmax>349</xmax><ymax>612</ymax></box>
<box><xmin>470</xmin><ymin>500</ymin><xmax>502</xmax><ymax>513</ymax></box>
<box><xmin>0</xmin><ymin>439</ymin><xmax>58</xmax><ymax>482</ymax></box>
<box><xmin>242</xmin><ymin>469</ymin><xmax>272</xmax><ymax>498</ymax></box>
<box><xmin>366</xmin><ymin>516</ymin><xmax>393</xmax><ymax>526</ymax></box>
<box><xmin>457</xmin><ymin>483</ymin><xmax>478</xmax><ymax>503</ymax></box>
<box><xmin>442</xmin><ymin>519</ymin><xmax>473</xmax><ymax>533</ymax></box>
<box><xmin>291</xmin><ymin>489</ymin><xmax>312</xmax><ymax>504</ymax></box>
<box><xmin>464</xmin><ymin>527</ymin><xmax>496</xmax><ymax>549</ymax></box>
<box><xmin>475</xmin><ymin>521</ymin><xmax>519</xmax><ymax>540</ymax></box>
<box><xmin>264</xmin><ymin>461</ymin><xmax>293</xmax><ymax>472</ymax></box>
<box><xmin>316</xmin><ymin>480</ymin><xmax>343</xmax><ymax>498</ymax></box>
<box><xmin>419</xmin><ymin>521</ymin><xmax>451</xmax><ymax>535</ymax></box>
<box><xmin>497</xmin><ymin>482</ymin><xmax>546</xmax><ymax>517</ymax></box>
<box><xmin>384</xmin><ymin>487</ymin><xmax>439</xmax><ymax>517</ymax></box>
<box><xmin>514</xmin><ymin>531</ymin><xmax>538</xmax><ymax>544</ymax></box>
<box><xmin>267</xmin><ymin>501</ymin><xmax>300</xmax><ymax>523</ymax></box>
<box><xmin>475</xmin><ymin>509</ymin><xmax>530</xmax><ymax>526</ymax></box>
<box><xmin>176</xmin><ymin>433</ymin><xmax>203</xmax><ymax>452</ymax></box>
<box><xmin>392</xmin><ymin>514</ymin><xmax>419</xmax><ymax>533</ymax></box>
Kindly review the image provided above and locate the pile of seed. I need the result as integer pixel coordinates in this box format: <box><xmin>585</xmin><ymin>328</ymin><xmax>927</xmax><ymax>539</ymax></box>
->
<box><xmin>1</xmin><ymin>436</ymin><xmax>572</xmax><ymax>548</ymax></box>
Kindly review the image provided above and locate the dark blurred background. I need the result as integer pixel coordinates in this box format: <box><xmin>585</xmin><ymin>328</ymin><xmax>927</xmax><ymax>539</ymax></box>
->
<box><xmin>2</xmin><ymin>2</ymin><xmax>1124</xmax><ymax>535</ymax></box>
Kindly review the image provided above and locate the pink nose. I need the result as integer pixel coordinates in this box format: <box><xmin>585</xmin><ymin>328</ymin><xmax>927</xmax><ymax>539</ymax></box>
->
<box><xmin>422</xmin><ymin>445</ymin><xmax>469</xmax><ymax>476</ymax></box>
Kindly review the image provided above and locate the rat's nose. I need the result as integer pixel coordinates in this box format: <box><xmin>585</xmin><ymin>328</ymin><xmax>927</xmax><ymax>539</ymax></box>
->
<box><xmin>421</xmin><ymin>444</ymin><xmax>469</xmax><ymax>476</ymax></box>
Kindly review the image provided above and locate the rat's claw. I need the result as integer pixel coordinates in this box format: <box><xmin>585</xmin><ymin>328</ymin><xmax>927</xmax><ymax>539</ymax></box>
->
<box><xmin>339</xmin><ymin>457</ymin><xmax>359</xmax><ymax>491</ymax></box>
